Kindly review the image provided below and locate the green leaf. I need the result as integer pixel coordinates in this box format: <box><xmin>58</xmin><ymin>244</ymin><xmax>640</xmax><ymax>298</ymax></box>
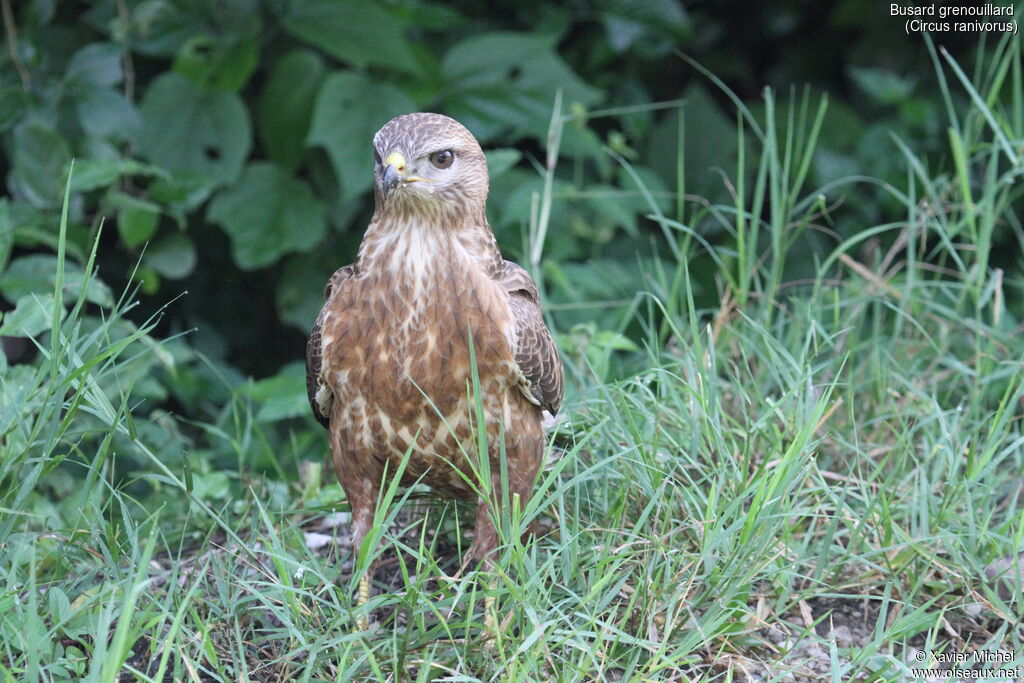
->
<box><xmin>550</xmin><ymin>258</ymin><xmax>649</xmax><ymax>304</ymax></box>
<box><xmin>602</xmin><ymin>0</ymin><xmax>689</xmax><ymax>53</ymax></box>
<box><xmin>173</xmin><ymin>35</ymin><xmax>259</xmax><ymax>92</ymax></box>
<box><xmin>308</xmin><ymin>71</ymin><xmax>416</xmax><ymax>202</ymax></box>
<box><xmin>206</xmin><ymin>162</ymin><xmax>327</xmax><ymax>270</ymax></box>
<box><xmin>76</xmin><ymin>87</ymin><xmax>141</xmax><ymax>141</ymax></box>
<box><xmin>243</xmin><ymin>361</ymin><xmax>308</xmax><ymax>421</ymax></box>
<box><xmin>281</xmin><ymin>0</ymin><xmax>421</xmax><ymax>76</ymax></box>
<box><xmin>0</xmin><ymin>294</ymin><xmax>62</xmax><ymax>337</ymax></box>
<box><xmin>275</xmin><ymin>249</ymin><xmax>343</xmax><ymax>331</ymax></box>
<box><xmin>579</xmin><ymin>184</ymin><xmax>640</xmax><ymax>237</ymax></box>
<box><xmin>117</xmin><ymin>203</ymin><xmax>160</xmax><ymax>249</ymax></box>
<box><xmin>145</xmin><ymin>231</ymin><xmax>196</xmax><ymax>279</ymax></box>
<box><xmin>484</xmin><ymin>148</ymin><xmax>521</xmax><ymax>180</ymax></box>
<box><xmin>147</xmin><ymin>173</ymin><xmax>215</xmax><ymax>216</ymax></box>
<box><xmin>439</xmin><ymin>32</ymin><xmax>602</xmax><ymax>141</ymax></box>
<box><xmin>0</xmin><ymin>85</ymin><xmax>28</xmax><ymax>132</ymax></box>
<box><xmin>0</xmin><ymin>255</ymin><xmax>113</xmax><ymax>307</ymax></box>
<box><xmin>47</xmin><ymin>587</ymin><xmax>72</xmax><ymax>627</ymax></box>
<box><xmin>68</xmin><ymin>158</ymin><xmax>169</xmax><ymax>193</ymax></box>
<box><xmin>0</xmin><ymin>200</ymin><xmax>13</xmax><ymax>272</ymax></box>
<box><xmin>849</xmin><ymin>67</ymin><xmax>916</xmax><ymax>105</ymax></box>
<box><xmin>10</xmin><ymin>121</ymin><xmax>72</xmax><ymax>208</ymax></box>
<box><xmin>132</xmin><ymin>264</ymin><xmax>161</xmax><ymax>295</ymax></box>
<box><xmin>257</xmin><ymin>49</ymin><xmax>326</xmax><ymax>171</ymax></box>
<box><xmin>646</xmin><ymin>84</ymin><xmax>735</xmax><ymax>202</ymax></box>
<box><xmin>65</xmin><ymin>42</ymin><xmax>123</xmax><ymax>86</ymax></box>
<box><xmin>139</xmin><ymin>73</ymin><xmax>251</xmax><ymax>186</ymax></box>
<box><xmin>191</xmin><ymin>471</ymin><xmax>231</xmax><ymax>501</ymax></box>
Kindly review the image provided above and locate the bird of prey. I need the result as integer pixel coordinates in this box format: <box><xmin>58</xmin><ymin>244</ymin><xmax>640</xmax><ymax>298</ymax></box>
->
<box><xmin>306</xmin><ymin>112</ymin><xmax>563</xmax><ymax>628</ymax></box>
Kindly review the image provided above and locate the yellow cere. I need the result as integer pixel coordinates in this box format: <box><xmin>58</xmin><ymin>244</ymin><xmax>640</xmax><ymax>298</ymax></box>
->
<box><xmin>384</xmin><ymin>151</ymin><xmax>407</xmax><ymax>172</ymax></box>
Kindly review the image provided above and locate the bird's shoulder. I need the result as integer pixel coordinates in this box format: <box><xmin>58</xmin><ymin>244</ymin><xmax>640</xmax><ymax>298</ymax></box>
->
<box><xmin>306</xmin><ymin>262</ymin><xmax>357</xmax><ymax>428</ymax></box>
<box><xmin>494</xmin><ymin>259</ymin><xmax>540</xmax><ymax>300</ymax></box>
<box><xmin>323</xmin><ymin>263</ymin><xmax>358</xmax><ymax>300</ymax></box>
<box><xmin>493</xmin><ymin>260</ymin><xmax>564</xmax><ymax>415</ymax></box>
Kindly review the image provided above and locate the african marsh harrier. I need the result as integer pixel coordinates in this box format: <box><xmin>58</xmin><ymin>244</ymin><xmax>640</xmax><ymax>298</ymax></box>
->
<box><xmin>305</xmin><ymin>113</ymin><xmax>563</xmax><ymax>628</ymax></box>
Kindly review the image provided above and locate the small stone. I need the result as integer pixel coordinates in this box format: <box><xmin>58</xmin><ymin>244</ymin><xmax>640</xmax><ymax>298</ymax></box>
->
<box><xmin>304</xmin><ymin>531</ymin><xmax>335</xmax><ymax>550</ymax></box>
<box><xmin>984</xmin><ymin>554</ymin><xmax>1024</xmax><ymax>600</ymax></box>
<box><xmin>829</xmin><ymin>625</ymin><xmax>853</xmax><ymax>647</ymax></box>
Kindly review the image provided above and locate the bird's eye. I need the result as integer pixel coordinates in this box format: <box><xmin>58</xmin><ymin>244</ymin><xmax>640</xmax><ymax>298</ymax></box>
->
<box><xmin>373</xmin><ymin>150</ymin><xmax>382</xmax><ymax>165</ymax></box>
<box><xmin>429</xmin><ymin>149</ymin><xmax>455</xmax><ymax>169</ymax></box>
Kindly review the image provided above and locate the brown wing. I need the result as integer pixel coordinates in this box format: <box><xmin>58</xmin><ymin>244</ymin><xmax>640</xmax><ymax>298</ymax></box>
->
<box><xmin>498</xmin><ymin>261</ymin><xmax>564</xmax><ymax>414</ymax></box>
<box><xmin>306</xmin><ymin>264</ymin><xmax>356</xmax><ymax>428</ymax></box>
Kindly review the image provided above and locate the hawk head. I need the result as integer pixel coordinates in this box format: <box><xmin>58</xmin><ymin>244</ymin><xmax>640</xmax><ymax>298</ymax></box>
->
<box><xmin>371</xmin><ymin>113</ymin><xmax>489</xmax><ymax>218</ymax></box>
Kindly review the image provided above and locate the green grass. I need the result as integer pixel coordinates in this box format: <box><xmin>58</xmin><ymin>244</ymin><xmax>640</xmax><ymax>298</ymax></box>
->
<box><xmin>2</xmin><ymin>39</ymin><xmax>1023</xmax><ymax>681</ymax></box>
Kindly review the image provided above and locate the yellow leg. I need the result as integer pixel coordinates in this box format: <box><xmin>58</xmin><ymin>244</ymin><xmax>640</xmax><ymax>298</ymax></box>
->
<box><xmin>356</xmin><ymin>572</ymin><xmax>371</xmax><ymax>630</ymax></box>
<box><xmin>484</xmin><ymin>593</ymin><xmax>495</xmax><ymax>634</ymax></box>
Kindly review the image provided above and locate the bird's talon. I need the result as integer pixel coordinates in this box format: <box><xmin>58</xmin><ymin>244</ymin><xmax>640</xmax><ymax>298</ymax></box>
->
<box><xmin>354</xmin><ymin>573</ymin><xmax>372</xmax><ymax>631</ymax></box>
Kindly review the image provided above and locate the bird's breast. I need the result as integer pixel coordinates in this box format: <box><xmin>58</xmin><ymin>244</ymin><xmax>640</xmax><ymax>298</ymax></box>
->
<box><xmin>320</xmin><ymin>227</ymin><xmax>523</xmax><ymax>483</ymax></box>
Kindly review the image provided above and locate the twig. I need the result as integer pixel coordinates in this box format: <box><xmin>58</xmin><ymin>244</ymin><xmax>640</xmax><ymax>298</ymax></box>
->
<box><xmin>1</xmin><ymin>0</ymin><xmax>30</xmax><ymax>91</ymax></box>
<box><xmin>116</xmin><ymin>0</ymin><xmax>135</xmax><ymax>102</ymax></box>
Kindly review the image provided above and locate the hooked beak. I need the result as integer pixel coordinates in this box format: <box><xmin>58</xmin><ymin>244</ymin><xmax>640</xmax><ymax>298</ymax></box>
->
<box><xmin>381</xmin><ymin>165</ymin><xmax>401</xmax><ymax>198</ymax></box>
<box><xmin>380</xmin><ymin>151</ymin><xmax>406</xmax><ymax>199</ymax></box>
<box><xmin>379</xmin><ymin>150</ymin><xmax>434</xmax><ymax>199</ymax></box>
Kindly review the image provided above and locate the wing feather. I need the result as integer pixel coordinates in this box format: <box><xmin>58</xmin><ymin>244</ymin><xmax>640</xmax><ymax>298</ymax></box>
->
<box><xmin>498</xmin><ymin>261</ymin><xmax>563</xmax><ymax>414</ymax></box>
<box><xmin>306</xmin><ymin>264</ymin><xmax>356</xmax><ymax>428</ymax></box>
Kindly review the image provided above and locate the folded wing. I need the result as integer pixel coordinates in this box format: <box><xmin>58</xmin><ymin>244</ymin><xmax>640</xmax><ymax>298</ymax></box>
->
<box><xmin>498</xmin><ymin>261</ymin><xmax>564</xmax><ymax>415</ymax></box>
<box><xmin>306</xmin><ymin>264</ymin><xmax>356</xmax><ymax>428</ymax></box>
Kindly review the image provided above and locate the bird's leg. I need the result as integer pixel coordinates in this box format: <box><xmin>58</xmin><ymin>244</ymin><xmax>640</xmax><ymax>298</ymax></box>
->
<box><xmin>330</xmin><ymin>427</ymin><xmax>384</xmax><ymax>630</ymax></box>
<box><xmin>350</xmin><ymin>502</ymin><xmax>375</xmax><ymax>631</ymax></box>
<box><xmin>469</xmin><ymin>463</ymin><xmax>537</xmax><ymax>641</ymax></box>
<box><xmin>469</xmin><ymin>498</ymin><xmax>500</xmax><ymax>640</ymax></box>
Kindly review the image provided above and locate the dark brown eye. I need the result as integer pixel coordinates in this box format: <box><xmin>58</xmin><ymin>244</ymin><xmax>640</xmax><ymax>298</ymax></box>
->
<box><xmin>373</xmin><ymin>149</ymin><xmax>382</xmax><ymax>165</ymax></box>
<box><xmin>429</xmin><ymin>149</ymin><xmax>454</xmax><ymax>169</ymax></box>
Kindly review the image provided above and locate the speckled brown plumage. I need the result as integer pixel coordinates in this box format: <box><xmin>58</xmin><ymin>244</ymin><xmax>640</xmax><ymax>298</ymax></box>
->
<box><xmin>305</xmin><ymin>113</ymin><xmax>563</xmax><ymax>606</ymax></box>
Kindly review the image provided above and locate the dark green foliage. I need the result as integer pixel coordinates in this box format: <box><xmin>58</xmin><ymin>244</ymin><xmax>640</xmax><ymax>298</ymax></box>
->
<box><xmin>1</xmin><ymin>0</ymin><xmax>1021</xmax><ymax>516</ymax></box>
<box><xmin>0</xmin><ymin>2</ymin><xmax>981</xmax><ymax>352</ymax></box>
<box><xmin>2</xmin><ymin>1</ymin><xmax>1011</xmax><ymax>384</ymax></box>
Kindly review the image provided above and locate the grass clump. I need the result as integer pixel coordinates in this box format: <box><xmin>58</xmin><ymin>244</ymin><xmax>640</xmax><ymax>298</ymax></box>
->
<box><xmin>1</xmin><ymin>37</ymin><xmax>1023</xmax><ymax>681</ymax></box>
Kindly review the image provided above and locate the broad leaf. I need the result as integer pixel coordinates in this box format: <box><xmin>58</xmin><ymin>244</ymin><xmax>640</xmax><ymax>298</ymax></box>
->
<box><xmin>145</xmin><ymin>232</ymin><xmax>197</xmax><ymax>279</ymax></box>
<box><xmin>173</xmin><ymin>35</ymin><xmax>259</xmax><ymax>92</ymax></box>
<box><xmin>0</xmin><ymin>200</ymin><xmax>13</xmax><ymax>273</ymax></box>
<box><xmin>439</xmin><ymin>32</ymin><xmax>602</xmax><ymax>141</ymax></box>
<box><xmin>0</xmin><ymin>294</ymin><xmax>62</xmax><ymax>338</ymax></box>
<box><xmin>257</xmin><ymin>49</ymin><xmax>326</xmax><ymax>172</ymax></box>
<box><xmin>139</xmin><ymin>73</ymin><xmax>251</xmax><ymax>186</ymax></box>
<box><xmin>105</xmin><ymin>186</ymin><xmax>162</xmax><ymax>248</ymax></box>
<box><xmin>646</xmin><ymin>84</ymin><xmax>736</xmax><ymax>202</ymax></box>
<box><xmin>0</xmin><ymin>255</ymin><xmax>113</xmax><ymax>307</ymax></box>
<box><xmin>10</xmin><ymin>121</ymin><xmax>72</xmax><ymax>208</ymax></box>
<box><xmin>275</xmin><ymin>248</ymin><xmax>349</xmax><ymax>332</ymax></box>
<box><xmin>484</xmin><ymin>148</ymin><xmax>521</xmax><ymax>180</ymax></box>
<box><xmin>68</xmin><ymin>158</ymin><xmax>169</xmax><ymax>193</ymax></box>
<box><xmin>206</xmin><ymin>162</ymin><xmax>327</xmax><ymax>270</ymax></box>
<box><xmin>308</xmin><ymin>71</ymin><xmax>416</xmax><ymax>203</ymax></box>
<box><xmin>76</xmin><ymin>87</ymin><xmax>142</xmax><ymax>141</ymax></box>
<box><xmin>130</xmin><ymin>0</ymin><xmax>262</xmax><ymax>58</ymax></box>
<box><xmin>849</xmin><ymin>67</ymin><xmax>916</xmax><ymax>105</ymax></box>
<box><xmin>602</xmin><ymin>0</ymin><xmax>689</xmax><ymax>53</ymax></box>
<box><xmin>65</xmin><ymin>42</ymin><xmax>123</xmax><ymax>87</ymax></box>
<box><xmin>243</xmin><ymin>361</ymin><xmax>309</xmax><ymax>422</ymax></box>
<box><xmin>147</xmin><ymin>173</ymin><xmax>215</xmax><ymax>217</ymax></box>
<box><xmin>281</xmin><ymin>0</ymin><xmax>421</xmax><ymax>76</ymax></box>
<box><xmin>0</xmin><ymin>85</ymin><xmax>26</xmax><ymax>132</ymax></box>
